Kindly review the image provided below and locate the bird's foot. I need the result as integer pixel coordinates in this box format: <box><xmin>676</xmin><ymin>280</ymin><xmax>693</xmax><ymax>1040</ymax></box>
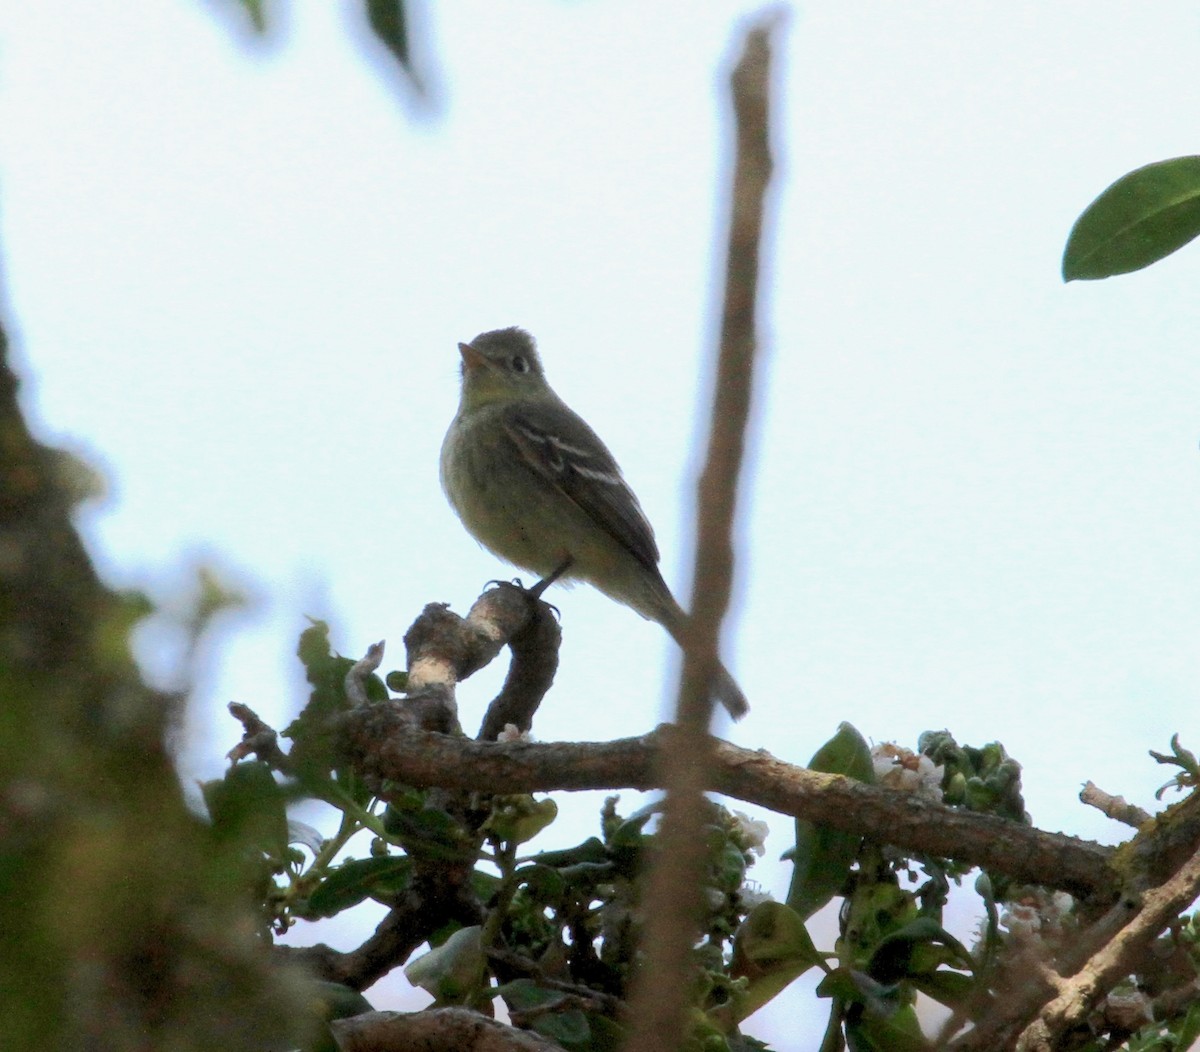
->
<box><xmin>528</xmin><ymin>556</ymin><xmax>574</xmax><ymax>600</ymax></box>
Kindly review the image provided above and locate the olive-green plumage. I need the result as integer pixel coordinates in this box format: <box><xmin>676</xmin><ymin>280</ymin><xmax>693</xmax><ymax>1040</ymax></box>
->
<box><xmin>440</xmin><ymin>326</ymin><xmax>748</xmax><ymax>720</ymax></box>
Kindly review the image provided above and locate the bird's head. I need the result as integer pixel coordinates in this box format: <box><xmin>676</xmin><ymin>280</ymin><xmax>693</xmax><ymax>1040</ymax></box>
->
<box><xmin>456</xmin><ymin>327</ymin><xmax>548</xmax><ymax>406</ymax></box>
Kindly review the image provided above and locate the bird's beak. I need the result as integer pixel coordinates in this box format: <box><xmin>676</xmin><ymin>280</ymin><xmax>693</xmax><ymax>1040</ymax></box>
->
<box><xmin>457</xmin><ymin>341</ymin><xmax>489</xmax><ymax>374</ymax></box>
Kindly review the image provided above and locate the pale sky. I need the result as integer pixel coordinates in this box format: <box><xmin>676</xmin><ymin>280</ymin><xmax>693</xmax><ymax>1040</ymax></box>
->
<box><xmin>4</xmin><ymin>2</ymin><xmax>1200</xmax><ymax>1045</ymax></box>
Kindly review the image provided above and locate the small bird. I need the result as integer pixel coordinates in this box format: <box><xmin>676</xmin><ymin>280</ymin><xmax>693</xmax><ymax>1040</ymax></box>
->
<box><xmin>440</xmin><ymin>326</ymin><xmax>748</xmax><ymax>719</ymax></box>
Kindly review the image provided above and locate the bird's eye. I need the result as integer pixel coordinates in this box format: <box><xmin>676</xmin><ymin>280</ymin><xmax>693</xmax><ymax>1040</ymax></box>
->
<box><xmin>510</xmin><ymin>355</ymin><xmax>529</xmax><ymax>374</ymax></box>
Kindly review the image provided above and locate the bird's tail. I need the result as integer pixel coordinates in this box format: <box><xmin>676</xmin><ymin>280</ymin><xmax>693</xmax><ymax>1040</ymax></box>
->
<box><xmin>653</xmin><ymin>593</ymin><xmax>749</xmax><ymax>721</ymax></box>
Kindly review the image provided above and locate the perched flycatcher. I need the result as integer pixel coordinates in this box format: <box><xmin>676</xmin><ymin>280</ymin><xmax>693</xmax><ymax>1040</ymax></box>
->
<box><xmin>440</xmin><ymin>326</ymin><xmax>748</xmax><ymax>720</ymax></box>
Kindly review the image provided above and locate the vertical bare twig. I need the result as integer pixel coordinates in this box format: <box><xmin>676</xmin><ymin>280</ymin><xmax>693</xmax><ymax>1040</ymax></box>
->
<box><xmin>622</xmin><ymin>12</ymin><xmax>780</xmax><ymax>1052</ymax></box>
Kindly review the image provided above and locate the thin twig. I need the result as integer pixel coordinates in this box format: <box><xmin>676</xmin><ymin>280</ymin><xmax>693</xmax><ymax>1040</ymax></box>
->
<box><xmin>226</xmin><ymin>701</ymin><xmax>291</xmax><ymax>769</ymax></box>
<box><xmin>622</xmin><ymin>14</ymin><xmax>780</xmax><ymax>1052</ymax></box>
<box><xmin>1081</xmin><ymin>780</ymin><xmax>1151</xmax><ymax>829</ymax></box>
<box><xmin>345</xmin><ymin>639</ymin><xmax>385</xmax><ymax>707</ymax></box>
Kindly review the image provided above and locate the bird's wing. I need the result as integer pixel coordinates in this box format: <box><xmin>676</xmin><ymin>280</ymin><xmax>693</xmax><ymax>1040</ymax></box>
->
<box><xmin>502</xmin><ymin>399</ymin><xmax>661</xmax><ymax>574</ymax></box>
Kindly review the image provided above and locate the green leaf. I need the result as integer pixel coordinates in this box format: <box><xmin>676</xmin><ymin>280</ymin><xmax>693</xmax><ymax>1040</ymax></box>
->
<box><xmin>471</xmin><ymin>867</ymin><xmax>502</xmax><ymax>903</ymax></box>
<box><xmin>1063</xmin><ymin>155</ymin><xmax>1200</xmax><ymax>280</ymax></box>
<box><xmin>909</xmin><ymin>969</ymin><xmax>975</xmax><ymax>1011</ymax></box>
<box><xmin>385</xmin><ymin>668</ymin><xmax>408</xmax><ymax>692</ymax></box>
<box><xmin>713</xmin><ymin>838</ymin><xmax>750</xmax><ymax>894</ymax></box>
<box><xmin>610</xmin><ymin>812</ymin><xmax>653</xmax><ymax>851</ymax></box>
<box><xmin>818</xmin><ymin>1001</ymin><xmax>848</xmax><ymax>1052</ymax></box>
<box><xmin>516</xmin><ymin>863</ymin><xmax>568</xmax><ymax>902</ymax></box>
<box><xmin>308</xmin><ymin>980</ymin><xmax>373</xmax><ymax>1020</ymax></box>
<box><xmin>527</xmin><ymin>836</ymin><xmax>609</xmax><ymax>869</ymax></box>
<box><xmin>787</xmin><ymin>724</ymin><xmax>873</xmax><ymax>919</ymax></box>
<box><xmin>583</xmin><ymin>1014</ymin><xmax>627</xmax><ymax>1052</ymax></box>
<box><xmin>736</xmin><ymin>902</ymin><xmax>824</xmax><ymax>968</ymax></box>
<box><xmin>484</xmin><ymin>795</ymin><xmax>559</xmax><ymax>846</ymax></box>
<box><xmin>1176</xmin><ymin>999</ymin><xmax>1200</xmax><ymax>1049</ymax></box>
<box><xmin>404</xmin><ymin>925</ymin><xmax>485</xmax><ymax>1004</ymax></box>
<box><xmin>531</xmin><ymin>1009</ymin><xmax>590</xmax><ymax>1048</ymax></box>
<box><xmin>302</xmin><ymin>856</ymin><xmax>411</xmax><ymax>918</ymax></box>
<box><xmin>304</xmin><ymin>981</ymin><xmax>373</xmax><ymax>1052</ymax></box>
<box><xmin>498</xmin><ymin>977</ymin><xmax>560</xmax><ymax>1010</ymax></box>
<box><xmin>845</xmin><ymin>1002</ymin><xmax>930</xmax><ymax>1052</ymax></box>
<box><xmin>816</xmin><ymin>969</ymin><xmax>895</xmax><ymax>1016</ymax></box>
<box><xmin>497</xmin><ymin>980</ymin><xmax>594</xmax><ymax>1050</ymax></box>
<box><xmin>730</xmin><ymin>902</ymin><xmax>826</xmax><ymax>1020</ymax></box>
<box><xmin>384</xmin><ymin>797</ymin><xmax>469</xmax><ymax>861</ymax></box>
<box><xmin>284</xmin><ymin>621</ymin><xmax>385</xmax><ymax>785</ymax></box>
<box><xmin>811</xmin><ymin>723</ymin><xmax>876</xmax><ymax>784</ymax></box>
<box><xmin>866</xmin><ymin>917</ymin><xmax>973</xmax><ymax>984</ymax></box>
<box><xmin>201</xmin><ymin>760</ymin><xmax>289</xmax><ymax>860</ymax></box>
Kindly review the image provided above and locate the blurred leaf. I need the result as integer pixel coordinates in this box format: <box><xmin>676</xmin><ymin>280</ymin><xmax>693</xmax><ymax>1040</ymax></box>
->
<box><xmin>284</xmin><ymin>621</ymin><xmax>355</xmax><ymax>776</ymax></box>
<box><xmin>236</xmin><ymin>0</ymin><xmax>267</xmax><ymax>32</ymax></box>
<box><xmin>192</xmin><ymin>563</ymin><xmax>248</xmax><ymax>628</ymax></box>
<box><xmin>727</xmin><ymin>1036</ymin><xmax>773</xmax><ymax>1052</ymax></box>
<box><xmin>404</xmin><ymin>925</ymin><xmax>485</xmax><ymax>1003</ymax></box>
<box><xmin>302</xmin><ymin>856</ymin><xmax>411</xmax><ymax>918</ymax></box>
<box><xmin>365</xmin><ymin>0</ymin><xmax>411</xmax><ymax>74</ymax></box>
<box><xmin>201</xmin><ymin>760</ymin><xmax>288</xmax><ymax>860</ymax></box>
<box><xmin>1063</xmin><ymin>156</ymin><xmax>1200</xmax><ymax>280</ymax></box>
<box><xmin>787</xmin><ymin>723</ymin><xmax>873</xmax><ymax>919</ymax></box>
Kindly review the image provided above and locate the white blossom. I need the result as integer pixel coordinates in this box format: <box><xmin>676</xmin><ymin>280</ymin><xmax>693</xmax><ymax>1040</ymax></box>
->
<box><xmin>871</xmin><ymin>743</ymin><xmax>945</xmax><ymax>801</ymax></box>
<box><xmin>739</xmin><ymin>882</ymin><xmax>774</xmax><ymax>909</ymax></box>
<box><xmin>731</xmin><ymin>810</ymin><xmax>769</xmax><ymax>856</ymax></box>
<box><xmin>497</xmin><ymin>723</ymin><xmax>533</xmax><ymax>743</ymax></box>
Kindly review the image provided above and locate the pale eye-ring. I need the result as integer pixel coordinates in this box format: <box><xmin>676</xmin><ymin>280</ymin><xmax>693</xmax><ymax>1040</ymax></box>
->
<box><xmin>510</xmin><ymin>355</ymin><xmax>529</xmax><ymax>374</ymax></box>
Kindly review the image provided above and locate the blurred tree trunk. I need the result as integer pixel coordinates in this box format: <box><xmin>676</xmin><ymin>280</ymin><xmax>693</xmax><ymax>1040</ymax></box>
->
<box><xmin>0</xmin><ymin>309</ymin><xmax>307</xmax><ymax>1051</ymax></box>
